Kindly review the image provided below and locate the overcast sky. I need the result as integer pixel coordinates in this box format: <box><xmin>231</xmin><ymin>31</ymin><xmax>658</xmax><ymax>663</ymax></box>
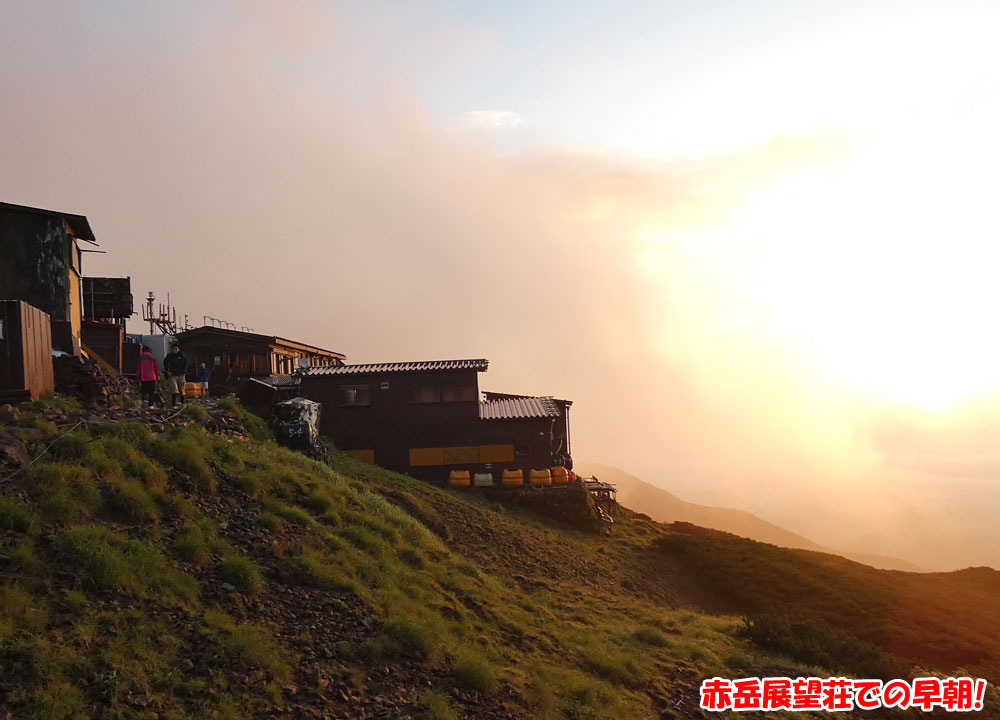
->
<box><xmin>3</xmin><ymin>0</ymin><xmax>1000</xmax><ymax>570</ymax></box>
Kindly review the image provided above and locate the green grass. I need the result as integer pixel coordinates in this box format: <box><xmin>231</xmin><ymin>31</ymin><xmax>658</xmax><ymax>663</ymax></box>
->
<box><xmin>27</xmin><ymin>463</ymin><xmax>101</xmax><ymax>523</ymax></box>
<box><xmin>93</xmin><ymin>420</ymin><xmax>155</xmax><ymax>447</ymax></box>
<box><xmin>103</xmin><ymin>476</ymin><xmax>159</xmax><ymax>524</ymax></box>
<box><xmin>203</xmin><ymin>608</ymin><xmax>290</xmax><ymax>681</ymax></box>
<box><xmin>219</xmin><ymin>553</ymin><xmax>263</xmax><ymax>594</ymax></box>
<box><xmin>55</xmin><ymin>526</ymin><xmax>198</xmax><ymax>605</ymax></box>
<box><xmin>424</xmin><ymin>688</ymin><xmax>458</xmax><ymax>720</ymax></box>
<box><xmin>0</xmin><ymin>497</ymin><xmax>38</xmax><ymax>532</ymax></box>
<box><xmin>148</xmin><ymin>428</ymin><xmax>216</xmax><ymax>491</ymax></box>
<box><xmin>453</xmin><ymin>648</ymin><xmax>498</xmax><ymax>692</ymax></box>
<box><xmin>174</xmin><ymin>525</ymin><xmax>211</xmax><ymax>565</ymax></box>
<box><xmin>263</xmin><ymin>498</ymin><xmax>315</xmax><ymax>526</ymax></box>
<box><xmin>20</xmin><ymin>393</ymin><xmax>81</xmax><ymax>411</ymax></box>
<box><xmin>182</xmin><ymin>403</ymin><xmax>208</xmax><ymax>421</ymax></box>
<box><xmin>216</xmin><ymin>395</ymin><xmax>271</xmax><ymax>441</ymax></box>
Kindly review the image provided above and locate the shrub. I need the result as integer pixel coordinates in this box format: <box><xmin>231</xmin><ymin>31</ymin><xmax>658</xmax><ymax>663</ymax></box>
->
<box><xmin>22</xmin><ymin>415</ymin><xmax>58</xmax><ymax>438</ymax></box>
<box><xmin>219</xmin><ymin>554</ymin><xmax>263</xmax><ymax>594</ymax></box>
<box><xmin>51</xmin><ymin>430</ymin><xmax>91</xmax><ymax>461</ymax></box>
<box><xmin>182</xmin><ymin>403</ymin><xmax>207</xmax><ymax>421</ymax></box>
<box><xmin>0</xmin><ymin>497</ymin><xmax>38</xmax><ymax>533</ymax></box>
<box><xmin>454</xmin><ymin>649</ymin><xmax>499</xmax><ymax>693</ymax></box>
<box><xmin>103</xmin><ymin>476</ymin><xmax>159</xmax><ymax>524</ymax></box>
<box><xmin>98</xmin><ymin>438</ymin><xmax>168</xmax><ymax>490</ymax></box>
<box><xmin>174</xmin><ymin>525</ymin><xmax>211</xmax><ymax>565</ymax></box>
<box><xmin>293</xmin><ymin>549</ymin><xmax>357</xmax><ymax>593</ymax></box>
<box><xmin>258</xmin><ymin>511</ymin><xmax>283</xmax><ymax>531</ymax></box>
<box><xmin>0</xmin><ymin>584</ymin><xmax>47</xmax><ymax>631</ymax></box>
<box><xmin>27</xmin><ymin>463</ymin><xmax>101</xmax><ymax>523</ymax></box>
<box><xmin>31</xmin><ymin>679</ymin><xmax>87</xmax><ymax>720</ymax></box>
<box><xmin>149</xmin><ymin>430</ymin><xmax>215</xmax><ymax>492</ymax></box>
<box><xmin>424</xmin><ymin>689</ymin><xmax>458</xmax><ymax>720</ymax></box>
<box><xmin>382</xmin><ymin>618</ymin><xmax>432</xmax><ymax>657</ymax></box>
<box><xmin>151</xmin><ymin>490</ymin><xmax>197</xmax><ymax>519</ymax></box>
<box><xmin>9</xmin><ymin>540</ymin><xmax>45</xmax><ymax>578</ymax></box>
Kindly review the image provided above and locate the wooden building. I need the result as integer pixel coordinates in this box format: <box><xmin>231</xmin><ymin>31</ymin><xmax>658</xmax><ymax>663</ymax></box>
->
<box><xmin>0</xmin><ymin>202</ymin><xmax>98</xmax><ymax>355</ymax></box>
<box><xmin>298</xmin><ymin>359</ymin><xmax>573</xmax><ymax>481</ymax></box>
<box><xmin>0</xmin><ymin>301</ymin><xmax>54</xmax><ymax>402</ymax></box>
<box><xmin>176</xmin><ymin>326</ymin><xmax>345</xmax><ymax>393</ymax></box>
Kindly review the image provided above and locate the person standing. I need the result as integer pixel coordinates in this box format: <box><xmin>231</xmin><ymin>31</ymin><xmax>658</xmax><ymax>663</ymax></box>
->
<box><xmin>137</xmin><ymin>345</ymin><xmax>160</xmax><ymax>406</ymax></box>
<box><xmin>163</xmin><ymin>343</ymin><xmax>189</xmax><ymax>407</ymax></box>
<box><xmin>198</xmin><ymin>362</ymin><xmax>211</xmax><ymax>397</ymax></box>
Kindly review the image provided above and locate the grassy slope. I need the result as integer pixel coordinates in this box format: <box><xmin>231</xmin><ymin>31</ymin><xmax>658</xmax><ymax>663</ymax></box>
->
<box><xmin>3</xmin><ymin>397</ymin><xmax>1000</xmax><ymax>719</ymax></box>
<box><xmin>0</xmin><ymin>399</ymin><xmax>807</xmax><ymax>720</ymax></box>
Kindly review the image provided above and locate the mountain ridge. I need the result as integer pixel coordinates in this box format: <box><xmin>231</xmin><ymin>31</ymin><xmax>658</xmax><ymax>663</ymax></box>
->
<box><xmin>576</xmin><ymin>462</ymin><xmax>927</xmax><ymax>573</ymax></box>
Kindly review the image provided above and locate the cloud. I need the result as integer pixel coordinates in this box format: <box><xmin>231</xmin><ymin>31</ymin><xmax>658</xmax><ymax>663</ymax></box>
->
<box><xmin>462</xmin><ymin>110</ymin><xmax>524</xmax><ymax>131</ymax></box>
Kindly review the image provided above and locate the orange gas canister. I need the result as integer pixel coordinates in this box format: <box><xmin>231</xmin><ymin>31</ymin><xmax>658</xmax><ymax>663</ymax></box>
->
<box><xmin>529</xmin><ymin>468</ymin><xmax>552</xmax><ymax>487</ymax></box>
<box><xmin>502</xmin><ymin>469</ymin><xmax>524</xmax><ymax>487</ymax></box>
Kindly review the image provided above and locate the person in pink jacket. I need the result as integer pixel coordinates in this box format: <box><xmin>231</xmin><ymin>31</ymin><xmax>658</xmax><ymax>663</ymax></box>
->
<box><xmin>137</xmin><ymin>346</ymin><xmax>161</xmax><ymax>406</ymax></box>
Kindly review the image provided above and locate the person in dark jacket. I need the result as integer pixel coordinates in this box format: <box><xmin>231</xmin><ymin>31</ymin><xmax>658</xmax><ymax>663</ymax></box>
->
<box><xmin>163</xmin><ymin>343</ymin><xmax>189</xmax><ymax>407</ymax></box>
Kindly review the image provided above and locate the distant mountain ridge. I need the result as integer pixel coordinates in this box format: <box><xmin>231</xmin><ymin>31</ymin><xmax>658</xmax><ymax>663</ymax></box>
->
<box><xmin>576</xmin><ymin>462</ymin><xmax>927</xmax><ymax>573</ymax></box>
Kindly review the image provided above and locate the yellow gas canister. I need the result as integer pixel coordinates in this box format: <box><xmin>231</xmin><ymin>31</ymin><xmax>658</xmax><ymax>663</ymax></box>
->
<box><xmin>551</xmin><ymin>466</ymin><xmax>569</xmax><ymax>485</ymax></box>
<box><xmin>529</xmin><ymin>468</ymin><xmax>552</xmax><ymax>487</ymax></box>
<box><xmin>448</xmin><ymin>470</ymin><xmax>471</xmax><ymax>488</ymax></box>
<box><xmin>501</xmin><ymin>469</ymin><xmax>524</xmax><ymax>487</ymax></box>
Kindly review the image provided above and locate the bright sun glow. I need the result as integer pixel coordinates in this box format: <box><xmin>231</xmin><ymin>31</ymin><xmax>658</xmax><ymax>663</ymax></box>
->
<box><xmin>641</xmin><ymin>108</ymin><xmax>1000</xmax><ymax>411</ymax></box>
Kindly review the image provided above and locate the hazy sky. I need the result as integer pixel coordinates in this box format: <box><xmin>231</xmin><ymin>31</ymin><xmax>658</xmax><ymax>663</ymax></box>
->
<box><xmin>3</xmin><ymin>1</ymin><xmax>1000</xmax><ymax>570</ymax></box>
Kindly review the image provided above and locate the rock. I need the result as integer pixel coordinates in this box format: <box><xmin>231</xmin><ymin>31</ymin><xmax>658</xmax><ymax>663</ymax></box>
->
<box><xmin>0</xmin><ymin>434</ymin><xmax>30</xmax><ymax>467</ymax></box>
<box><xmin>127</xmin><ymin>693</ymin><xmax>151</xmax><ymax>707</ymax></box>
<box><xmin>180</xmin><ymin>658</ymin><xmax>195</xmax><ymax>672</ymax></box>
<box><xmin>0</xmin><ymin>404</ymin><xmax>21</xmax><ymax>425</ymax></box>
<box><xmin>221</xmin><ymin>582</ymin><xmax>236</xmax><ymax>592</ymax></box>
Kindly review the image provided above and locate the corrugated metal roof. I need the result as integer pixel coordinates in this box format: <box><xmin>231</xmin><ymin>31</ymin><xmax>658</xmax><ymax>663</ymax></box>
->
<box><xmin>479</xmin><ymin>395</ymin><xmax>561</xmax><ymax>420</ymax></box>
<box><xmin>306</xmin><ymin>359</ymin><xmax>489</xmax><ymax>376</ymax></box>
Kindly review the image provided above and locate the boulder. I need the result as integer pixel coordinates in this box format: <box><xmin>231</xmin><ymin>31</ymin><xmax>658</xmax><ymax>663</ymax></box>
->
<box><xmin>0</xmin><ymin>404</ymin><xmax>21</xmax><ymax>425</ymax></box>
<box><xmin>0</xmin><ymin>433</ymin><xmax>31</xmax><ymax>467</ymax></box>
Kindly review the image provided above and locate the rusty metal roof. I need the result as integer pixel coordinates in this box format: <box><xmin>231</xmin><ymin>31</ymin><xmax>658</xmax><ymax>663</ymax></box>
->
<box><xmin>479</xmin><ymin>395</ymin><xmax>561</xmax><ymax>421</ymax></box>
<box><xmin>306</xmin><ymin>359</ymin><xmax>489</xmax><ymax>376</ymax></box>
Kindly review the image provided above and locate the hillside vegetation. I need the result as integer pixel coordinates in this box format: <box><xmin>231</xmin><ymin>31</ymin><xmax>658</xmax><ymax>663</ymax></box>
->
<box><xmin>1</xmin><ymin>396</ymin><xmax>999</xmax><ymax>719</ymax></box>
